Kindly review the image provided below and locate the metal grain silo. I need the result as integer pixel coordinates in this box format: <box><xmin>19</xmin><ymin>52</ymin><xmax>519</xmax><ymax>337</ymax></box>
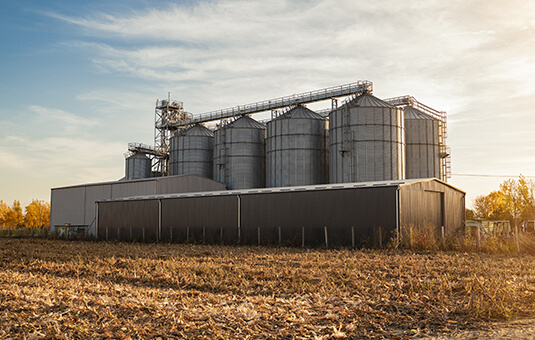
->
<box><xmin>125</xmin><ymin>153</ymin><xmax>151</xmax><ymax>180</ymax></box>
<box><xmin>266</xmin><ymin>105</ymin><xmax>328</xmax><ymax>187</ymax></box>
<box><xmin>329</xmin><ymin>93</ymin><xmax>405</xmax><ymax>183</ymax></box>
<box><xmin>213</xmin><ymin>116</ymin><xmax>266</xmax><ymax>189</ymax></box>
<box><xmin>169</xmin><ymin>124</ymin><xmax>214</xmax><ymax>178</ymax></box>
<box><xmin>404</xmin><ymin>107</ymin><xmax>441</xmax><ymax>179</ymax></box>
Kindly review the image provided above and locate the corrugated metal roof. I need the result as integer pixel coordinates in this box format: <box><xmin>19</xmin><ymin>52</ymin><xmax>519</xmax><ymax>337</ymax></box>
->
<box><xmin>51</xmin><ymin>174</ymin><xmax>222</xmax><ymax>191</ymax></box>
<box><xmin>404</xmin><ymin>106</ymin><xmax>436</xmax><ymax>120</ymax></box>
<box><xmin>346</xmin><ymin>93</ymin><xmax>393</xmax><ymax>108</ymax></box>
<box><xmin>227</xmin><ymin>115</ymin><xmax>266</xmax><ymax>129</ymax></box>
<box><xmin>276</xmin><ymin>105</ymin><xmax>325</xmax><ymax>120</ymax></box>
<box><xmin>98</xmin><ymin>178</ymin><xmax>464</xmax><ymax>203</ymax></box>
<box><xmin>181</xmin><ymin>124</ymin><xmax>214</xmax><ymax>137</ymax></box>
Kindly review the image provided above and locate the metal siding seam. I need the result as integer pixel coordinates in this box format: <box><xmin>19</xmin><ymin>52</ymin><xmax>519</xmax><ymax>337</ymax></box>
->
<box><xmin>158</xmin><ymin>199</ymin><xmax>162</xmax><ymax>242</ymax></box>
<box><xmin>95</xmin><ymin>202</ymin><xmax>99</xmax><ymax>240</ymax></box>
<box><xmin>396</xmin><ymin>187</ymin><xmax>400</xmax><ymax>246</ymax></box>
<box><xmin>237</xmin><ymin>194</ymin><xmax>241</xmax><ymax>243</ymax></box>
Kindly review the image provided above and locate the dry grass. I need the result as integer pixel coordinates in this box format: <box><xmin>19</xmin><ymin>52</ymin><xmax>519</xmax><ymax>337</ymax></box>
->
<box><xmin>1</xmin><ymin>239</ymin><xmax>535</xmax><ymax>339</ymax></box>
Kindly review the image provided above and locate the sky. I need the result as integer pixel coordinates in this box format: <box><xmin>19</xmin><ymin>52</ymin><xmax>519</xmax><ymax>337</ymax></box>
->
<box><xmin>1</xmin><ymin>0</ymin><xmax>535</xmax><ymax>209</ymax></box>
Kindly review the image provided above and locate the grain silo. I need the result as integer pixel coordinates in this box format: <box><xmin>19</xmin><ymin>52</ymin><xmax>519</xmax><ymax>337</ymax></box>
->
<box><xmin>266</xmin><ymin>105</ymin><xmax>328</xmax><ymax>187</ymax></box>
<box><xmin>404</xmin><ymin>106</ymin><xmax>441</xmax><ymax>179</ymax></box>
<box><xmin>169</xmin><ymin>124</ymin><xmax>214</xmax><ymax>178</ymax></box>
<box><xmin>125</xmin><ymin>153</ymin><xmax>151</xmax><ymax>180</ymax></box>
<box><xmin>329</xmin><ymin>93</ymin><xmax>405</xmax><ymax>183</ymax></box>
<box><xmin>213</xmin><ymin>116</ymin><xmax>266</xmax><ymax>189</ymax></box>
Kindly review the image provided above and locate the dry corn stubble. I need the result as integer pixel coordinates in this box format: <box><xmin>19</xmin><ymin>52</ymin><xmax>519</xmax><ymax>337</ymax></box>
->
<box><xmin>0</xmin><ymin>238</ymin><xmax>534</xmax><ymax>339</ymax></box>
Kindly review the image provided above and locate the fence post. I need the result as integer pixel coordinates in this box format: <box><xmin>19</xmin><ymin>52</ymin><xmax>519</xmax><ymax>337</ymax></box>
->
<box><xmin>378</xmin><ymin>228</ymin><xmax>382</xmax><ymax>248</ymax></box>
<box><xmin>351</xmin><ymin>226</ymin><xmax>355</xmax><ymax>248</ymax></box>
<box><xmin>257</xmin><ymin>227</ymin><xmax>261</xmax><ymax>246</ymax></box>
<box><xmin>476</xmin><ymin>227</ymin><xmax>481</xmax><ymax>251</ymax></box>
<box><xmin>324</xmin><ymin>226</ymin><xmax>328</xmax><ymax>249</ymax></box>
<box><xmin>515</xmin><ymin>225</ymin><xmax>520</xmax><ymax>253</ymax></box>
<box><xmin>106</xmin><ymin>226</ymin><xmax>109</xmax><ymax>241</ymax></box>
<box><xmin>301</xmin><ymin>226</ymin><xmax>305</xmax><ymax>248</ymax></box>
<box><xmin>187</xmin><ymin>226</ymin><xmax>190</xmax><ymax>242</ymax></box>
<box><xmin>441</xmin><ymin>226</ymin><xmax>445</xmax><ymax>248</ymax></box>
<box><xmin>129</xmin><ymin>226</ymin><xmax>132</xmax><ymax>241</ymax></box>
<box><xmin>220</xmin><ymin>227</ymin><xmax>224</xmax><ymax>245</ymax></box>
<box><xmin>278</xmin><ymin>226</ymin><xmax>282</xmax><ymax>247</ymax></box>
<box><xmin>170</xmin><ymin>227</ymin><xmax>173</xmax><ymax>243</ymax></box>
<box><xmin>142</xmin><ymin>227</ymin><xmax>146</xmax><ymax>243</ymax></box>
<box><xmin>203</xmin><ymin>226</ymin><xmax>206</xmax><ymax>244</ymax></box>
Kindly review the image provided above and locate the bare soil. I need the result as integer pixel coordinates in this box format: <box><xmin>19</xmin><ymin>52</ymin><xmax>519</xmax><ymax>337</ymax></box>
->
<box><xmin>0</xmin><ymin>238</ymin><xmax>534</xmax><ymax>339</ymax></box>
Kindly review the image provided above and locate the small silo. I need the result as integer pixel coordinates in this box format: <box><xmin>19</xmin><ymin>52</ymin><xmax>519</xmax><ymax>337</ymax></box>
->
<box><xmin>266</xmin><ymin>105</ymin><xmax>328</xmax><ymax>187</ymax></box>
<box><xmin>404</xmin><ymin>106</ymin><xmax>441</xmax><ymax>179</ymax></box>
<box><xmin>329</xmin><ymin>93</ymin><xmax>405</xmax><ymax>183</ymax></box>
<box><xmin>169</xmin><ymin>124</ymin><xmax>214</xmax><ymax>178</ymax></box>
<box><xmin>125</xmin><ymin>153</ymin><xmax>151</xmax><ymax>180</ymax></box>
<box><xmin>213</xmin><ymin>116</ymin><xmax>266</xmax><ymax>189</ymax></box>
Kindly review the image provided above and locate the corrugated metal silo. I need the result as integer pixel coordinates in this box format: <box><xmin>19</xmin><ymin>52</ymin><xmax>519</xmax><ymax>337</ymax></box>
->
<box><xmin>404</xmin><ymin>107</ymin><xmax>441</xmax><ymax>179</ymax></box>
<box><xmin>266</xmin><ymin>105</ymin><xmax>328</xmax><ymax>187</ymax></box>
<box><xmin>329</xmin><ymin>93</ymin><xmax>405</xmax><ymax>183</ymax></box>
<box><xmin>214</xmin><ymin>116</ymin><xmax>266</xmax><ymax>189</ymax></box>
<box><xmin>169</xmin><ymin>124</ymin><xmax>214</xmax><ymax>178</ymax></box>
<box><xmin>125</xmin><ymin>154</ymin><xmax>151</xmax><ymax>180</ymax></box>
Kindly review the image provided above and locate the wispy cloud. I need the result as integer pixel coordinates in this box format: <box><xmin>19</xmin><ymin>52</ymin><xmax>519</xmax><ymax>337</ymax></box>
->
<box><xmin>29</xmin><ymin>105</ymin><xmax>99</xmax><ymax>135</ymax></box>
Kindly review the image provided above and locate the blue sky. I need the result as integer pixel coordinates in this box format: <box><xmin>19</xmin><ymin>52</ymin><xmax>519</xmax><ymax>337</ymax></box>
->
<box><xmin>1</xmin><ymin>0</ymin><xmax>535</xmax><ymax>208</ymax></box>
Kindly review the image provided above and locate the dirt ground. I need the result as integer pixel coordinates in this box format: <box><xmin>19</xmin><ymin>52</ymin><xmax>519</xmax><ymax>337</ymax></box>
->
<box><xmin>419</xmin><ymin>318</ymin><xmax>535</xmax><ymax>339</ymax></box>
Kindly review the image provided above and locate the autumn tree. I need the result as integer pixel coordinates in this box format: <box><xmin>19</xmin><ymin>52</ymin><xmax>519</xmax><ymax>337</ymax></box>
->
<box><xmin>473</xmin><ymin>190</ymin><xmax>507</xmax><ymax>220</ymax></box>
<box><xmin>473</xmin><ymin>175</ymin><xmax>535</xmax><ymax>227</ymax></box>
<box><xmin>0</xmin><ymin>201</ymin><xmax>9</xmax><ymax>228</ymax></box>
<box><xmin>2</xmin><ymin>200</ymin><xmax>24</xmax><ymax>228</ymax></box>
<box><xmin>24</xmin><ymin>200</ymin><xmax>50</xmax><ymax>229</ymax></box>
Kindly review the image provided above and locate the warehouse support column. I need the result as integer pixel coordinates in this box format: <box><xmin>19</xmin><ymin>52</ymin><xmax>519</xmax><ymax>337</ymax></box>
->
<box><xmin>158</xmin><ymin>200</ymin><xmax>162</xmax><ymax>243</ymax></box>
<box><xmin>95</xmin><ymin>203</ymin><xmax>99</xmax><ymax>239</ymax></box>
<box><xmin>395</xmin><ymin>187</ymin><xmax>400</xmax><ymax>247</ymax></box>
<box><xmin>237</xmin><ymin>195</ymin><xmax>241</xmax><ymax>244</ymax></box>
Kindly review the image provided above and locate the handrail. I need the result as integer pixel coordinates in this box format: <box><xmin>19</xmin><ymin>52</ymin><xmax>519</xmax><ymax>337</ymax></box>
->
<box><xmin>165</xmin><ymin>81</ymin><xmax>373</xmax><ymax>128</ymax></box>
<box><xmin>383</xmin><ymin>95</ymin><xmax>445</xmax><ymax>121</ymax></box>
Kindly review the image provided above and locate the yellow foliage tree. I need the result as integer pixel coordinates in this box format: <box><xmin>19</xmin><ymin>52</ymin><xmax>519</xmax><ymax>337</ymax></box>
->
<box><xmin>24</xmin><ymin>200</ymin><xmax>51</xmax><ymax>229</ymax></box>
<box><xmin>0</xmin><ymin>200</ymin><xmax>9</xmax><ymax>228</ymax></box>
<box><xmin>2</xmin><ymin>200</ymin><xmax>24</xmax><ymax>228</ymax></box>
<box><xmin>473</xmin><ymin>175</ymin><xmax>535</xmax><ymax>226</ymax></box>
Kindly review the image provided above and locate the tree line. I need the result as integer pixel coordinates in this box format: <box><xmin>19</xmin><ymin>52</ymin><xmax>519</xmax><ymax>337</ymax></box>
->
<box><xmin>467</xmin><ymin>175</ymin><xmax>535</xmax><ymax>228</ymax></box>
<box><xmin>0</xmin><ymin>200</ymin><xmax>50</xmax><ymax>229</ymax></box>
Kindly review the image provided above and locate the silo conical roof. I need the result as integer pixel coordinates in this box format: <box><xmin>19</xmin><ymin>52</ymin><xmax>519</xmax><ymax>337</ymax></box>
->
<box><xmin>277</xmin><ymin>105</ymin><xmax>325</xmax><ymax>120</ymax></box>
<box><xmin>181</xmin><ymin>124</ymin><xmax>214</xmax><ymax>137</ymax></box>
<box><xmin>228</xmin><ymin>115</ymin><xmax>266</xmax><ymax>129</ymax></box>
<box><xmin>404</xmin><ymin>106</ymin><xmax>436</xmax><ymax>120</ymax></box>
<box><xmin>345</xmin><ymin>93</ymin><xmax>394</xmax><ymax>108</ymax></box>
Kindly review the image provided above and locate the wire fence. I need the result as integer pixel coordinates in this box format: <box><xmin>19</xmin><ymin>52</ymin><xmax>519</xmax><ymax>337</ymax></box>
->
<box><xmin>0</xmin><ymin>227</ymin><xmax>50</xmax><ymax>238</ymax></box>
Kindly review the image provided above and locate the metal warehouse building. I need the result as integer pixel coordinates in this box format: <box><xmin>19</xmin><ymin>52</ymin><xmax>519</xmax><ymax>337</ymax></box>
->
<box><xmin>50</xmin><ymin>175</ymin><xmax>226</xmax><ymax>236</ymax></box>
<box><xmin>96</xmin><ymin>178</ymin><xmax>465</xmax><ymax>247</ymax></box>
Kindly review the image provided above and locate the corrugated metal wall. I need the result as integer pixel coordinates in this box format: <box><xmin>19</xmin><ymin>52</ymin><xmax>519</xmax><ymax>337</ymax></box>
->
<box><xmin>97</xmin><ymin>186</ymin><xmax>402</xmax><ymax>247</ymax></box>
<box><xmin>50</xmin><ymin>175</ymin><xmax>226</xmax><ymax>236</ymax></box>
<box><xmin>97</xmin><ymin>200</ymin><xmax>159</xmax><ymax>242</ymax></box>
<box><xmin>240</xmin><ymin>187</ymin><xmax>398</xmax><ymax>247</ymax></box>
<box><xmin>161</xmin><ymin>196</ymin><xmax>238</xmax><ymax>243</ymax></box>
<box><xmin>399</xmin><ymin>181</ymin><xmax>465</xmax><ymax>236</ymax></box>
<box><xmin>96</xmin><ymin>179</ymin><xmax>465</xmax><ymax>247</ymax></box>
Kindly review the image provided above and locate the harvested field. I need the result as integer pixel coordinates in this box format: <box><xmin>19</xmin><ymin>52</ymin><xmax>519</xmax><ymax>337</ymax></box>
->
<box><xmin>0</xmin><ymin>239</ymin><xmax>534</xmax><ymax>339</ymax></box>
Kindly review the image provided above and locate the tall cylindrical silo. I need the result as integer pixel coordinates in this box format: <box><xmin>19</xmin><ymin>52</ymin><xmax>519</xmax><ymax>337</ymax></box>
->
<box><xmin>404</xmin><ymin>107</ymin><xmax>441</xmax><ymax>179</ymax></box>
<box><xmin>214</xmin><ymin>116</ymin><xmax>266</xmax><ymax>189</ymax></box>
<box><xmin>266</xmin><ymin>105</ymin><xmax>328</xmax><ymax>187</ymax></box>
<box><xmin>329</xmin><ymin>93</ymin><xmax>405</xmax><ymax>183</ymax></box>
<box><xmin>169</xmin><ymin>124</ymin><xmax>214</xmax><ymax>178</ymax></box>
<box><xmin>125</xmin><ymin>153</ymin><xmax>151</xmax><ymax>180</ymax></box>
